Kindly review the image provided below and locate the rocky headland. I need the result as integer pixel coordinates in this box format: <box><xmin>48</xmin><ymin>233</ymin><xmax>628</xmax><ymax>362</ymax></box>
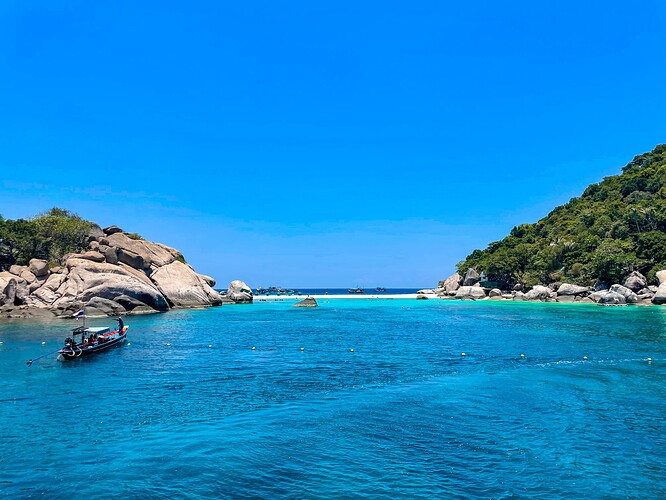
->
<box><xmin>419</xmin><ymin>268</ymin><xmax>666</xmax><ymax>306</ymax></box>
<box><xmin>0</xmin><ymin>225</ymin><xmax>253</xmax><ymax>319</ymax></box>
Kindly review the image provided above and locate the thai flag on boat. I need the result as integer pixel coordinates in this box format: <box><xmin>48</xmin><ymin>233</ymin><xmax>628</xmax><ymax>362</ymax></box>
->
<box><xmin>72</xmin><ymin>308</ymin><xmax>85</xmax><ymax>320</ymax></box>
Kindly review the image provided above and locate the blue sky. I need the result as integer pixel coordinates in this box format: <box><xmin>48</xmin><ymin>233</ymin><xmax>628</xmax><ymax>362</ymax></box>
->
<box><xmin>1</xmin><ymin>1</ymin><xmax>665</xmax><ymax>288</ymax></box>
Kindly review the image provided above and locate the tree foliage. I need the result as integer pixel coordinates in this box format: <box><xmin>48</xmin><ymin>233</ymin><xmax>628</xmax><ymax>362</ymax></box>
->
<box><xmin>456</xmin><ymin>144</ymin><xmax>666</xmax><ymax>287</ymax></box>
<box><xmin>0</xmin><ymin>208</ymin><xmax>94</xmax><ymax>269</ymax></box>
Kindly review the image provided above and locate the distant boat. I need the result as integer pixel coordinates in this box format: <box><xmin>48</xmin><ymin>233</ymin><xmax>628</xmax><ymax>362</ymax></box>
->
<box><xmin>348</xmin><ymin>288</ymin><xmax>365</xmax><ymax>294</ymax></box>
<box><xmin>374</xmin><ymin>287</ymin><xmax>387</xmax><ymax>292</ymax></box>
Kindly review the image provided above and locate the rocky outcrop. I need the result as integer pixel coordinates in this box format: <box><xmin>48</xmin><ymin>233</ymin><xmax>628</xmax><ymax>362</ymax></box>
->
<box><xmin>293</xmin><ymin>297</ymin><xmax>318</xmax><ymax>307</ymax></box>
<box><xmin>657</xmin><ymin>270</ymin><xmax>666</xmax><ymax>285</ymax></box>
<box><xmin>462</xmin><ymin>268</ymin><xmax>480</xmax><ymax>287</ymax></box>
<box><xmin>29</xmin><ymin>259</ymin><xmax>49</xmax><ymax>277</ymax></box>
<box><xmin>1</xmin><ymin>226</ymin><xmax>245</xmax><ymax>317</ymax></box>
<box><xmin>455</xmin><ymin>286</ymin><xmax>487</xmax><ymax>300</ymax></box>
<box><xmin>524</xmin><ymin>285</ymin><xmax>553</xmax><ymax>301</ymax></box>
<box><xmin>652</xmin><ymin>283</ymin><xmax>666</xmax><ymax>305</ymax></box>
<box><xmin>226</xmin><ymin>280</ymin><xmax>253</xmax><ymax>304</ymax></box>
<box><xmin>151</xmin><ymin>261</ymin><xmax>224</xmax><ymax>308</ymax></box>
<box><xmin>594</xmin><ymin>290</ymin><xmax>627</xmax><ymax>305</ymax></box>
<box><xmin>438</xmin><ymin>273</ymin><xmax>462</xmax><ymax>293</ymax></box>
<box><xmin>624</xmin><ymin>271</ymin><xmax>647</xmax><ymax>293</ymax></box>
<box><xmin>609</xmin><ymin>284</ymin><xmax>640</xmax><ymax>304</ymax></box>
<box><xmin>557</xmin><ymin>283</ymin><xmax>592</xmax><ymax>296</ymax></box>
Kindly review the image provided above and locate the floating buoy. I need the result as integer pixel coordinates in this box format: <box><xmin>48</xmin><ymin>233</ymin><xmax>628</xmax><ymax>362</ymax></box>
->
<box><xmin>41</xmin><ymin>341</ymin><xmax>46</xmax><ymax>345</ymax></box>
<box><xmin>208</xmin><ymin>345</ymin><xmax>212</xmax><ymax>349</ymax></box>
<box><xmin>350</xmin><ymin>348</ymin><xmax>354</xmax><ymax>352</ymax></box>
<box><xmin>127</xmin><ymin>342</ymin><xmax>131</xmax><ymax>346</ymax></box>
<box><xmin>461</xmin><ymin>352</ymin><xmax>466</xmax><ymax>357</ymax></box>
<box><xmin>252</xmin><ymin>346</ymin><xmax>256</xmax><ymax>350</ymax></box>
<box><xmin>647</xmin><ymin>357</ymin><xmax>652</xmax><ymax>362</ymax></box>
<box><xmin>520</xmin><ymin>354</ymin><xmax>525</xmax><ymax>358</ymax></box>
<box><xmin>583</xmin><ymin>356</ymin><xmax>588</xmax><ymax>360</ymax></box>
<box><xmin>166</xmin><ymin>343</ymin><xmax>171</xmax><ymax>346</ymax></box>
<box><xmin>0</xmin><ymin>341</ymin><xmax>3</xmax><ymax>344</ymax></box>
<box><xmin>300</xmin><ymin>347</ymin><xmax>305</xmax><ymax>351</ymax></box>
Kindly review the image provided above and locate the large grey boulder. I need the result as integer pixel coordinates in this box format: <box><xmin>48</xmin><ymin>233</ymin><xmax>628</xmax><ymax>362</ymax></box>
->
<box><xmin>439</xmin><ymin>273</ymin><xmax>462</xmax><ymax>293</ymax></box>
<box><xmin>462</xmin><ymin>268</ymin><xmax>480</xmax><ymax>287</ymax></box>
<box><xmin>28</xmin><ymin>273</ymin><xmax>68</xmax><ymax>307</ymax></box>
<box><xmin>226</xmin><ymin>280</ymin><xmax>253</xmax><ymax>304</ymax></box>
<box><xmin>1</xmin><ymin>275</ymin><xmax>17</xmax><ymax>306</ymax></box>
<box><xmin>198</xmin><ymin>274</ymin><xmax>216</xmax><ymax>288</ymax></box>
<box><xmin>455</xmin><ymin>286</ymin><xmax>487</xmax><ymax>300</ymax></box>
<box><xmin>103</xmin><ymin>225</ymin><xmax>123</xmax><ymax>235</ymax></box>
<box><xmin>150</xmin><ymin>261</ymin><xmax>224</xmax><ymax>308</ymax></box>
<box><xmin>106</xmin><ymin>233</ymin><xmax>183</xmax><ymax>269</ymax></box>
<box><xmin>29</xmin><ymin>258</ymin><xmax>49</xmax><ymax>277</ymax></box>
<box><xmin>113</xmin><ymin>294</ymin><xmax>151</xmax><ymax>311</ymax></box>
<box><xmin>524</xmin><ymin>285</ymin><xmax>552</xmax><ymax>301</ymax></box>
<box><xmin>610</xmin><ymin>284</ymin><xmax>640</xmax><ymax>304</ymax></box>
<box><xmin>624</xmin><ymin>271</ymin><xmax>648</xmax><ymax>293</ymax></box>
<box><xmin>9</xmin><ymin>265</ymin><xmax>25</xmax><ymax>277</ymax></box>
<box><xmin>656</xmin><ymin>270</ymin><xmax>666</xmax><ymax>285</ymax></box>
<box><xmin>597</xmin><ymin>291</ymin><xmax>627</xmax><ymax>305</ymax></box>
<box><xmin>117</xmin><ymin>248</ymin><xmax>147</xmax><ymax>270</ymax></box>
<box><xmin>52</xmin><ymin>258</ymin><xmax>169</xmax><ymax>312</ymax></box>
<box><xmin>557</xmin><ymin>283</ymin><xmax>592</xmax><ymax>296</ymax></box>
<box><xmin>652</xmin><ymin>283</ymin><xmax>666</xmax><ymax>305</ymax></box>
<box><xmin>79</xmin><ymin>251</ymin><xmax>106</xmax><ymax>263</ymax></box>
<box><xmin>105</xmin><ymin>246</ymin><xmax>119</xmax><ymax>265</ymax></box>
<box><xmin>86</xmin><ymin>297</ymin><xmax>127</xmax><ymax>316</ymax></box>
<box><xmin>87</xmin><ymin>224</ymin><xmax>105</xmax><ymax>241</ymax></box>
<box><xmin>28</xmin><ymin>276</ymin><xmax>47</xmax><ymax>293</ymax></box>
<box><xmin>489</xmin><ymin>288</ymin><xmax>502</xmax><ymax>297</ymax></box>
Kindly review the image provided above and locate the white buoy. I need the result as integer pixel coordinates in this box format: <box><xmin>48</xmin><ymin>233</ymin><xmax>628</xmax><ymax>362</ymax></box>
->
<box><xmin>583</xmin><ymin>356</ymin><xmax>588</xmax><ymax>360</ymax></box>
<box><xmin>461</xmin><ymin>352</ymin><xmax>466</xmax><ymax>356</ymax></box>
<box><xmin>350</xmin><ymin>348</ymin><xmax>354</xmax><ymax>352</ymax></box>
<box><xmin>127</xmin><ymin>342</ymin><xmax>131</xmax><ymax>346</ymax></box>
<box><xmin>208</xmin><ymin>345</ymin><xmax>212</xmax><ymax>348</ymax></box>
<box><xmin>647</xmin><ymin>357</ymin><xmax>652</xmax><ymax>362</ymax></box>
<box><xmin>300</xmin><ymin>347</ymin><xmax>305</xmax><ymax>351</ymax></box>
<box><xmin>41</xmin><ymin>341</ymin><xmax>46</xmax><ymax>345</ymax></box>
<box><xmin>520</xmin><ymin>354</ymin><xmax>525</xmax><ymax>358</ymax></box>
<box><xmin>166</xmin><ymin>343</ymin><xmax>171</xmax><ymax>346</ymax></box>
<box><xmin>252</xmin><ymin>346</ymin><xmax>256</xmax><ymax>350</ymax></box>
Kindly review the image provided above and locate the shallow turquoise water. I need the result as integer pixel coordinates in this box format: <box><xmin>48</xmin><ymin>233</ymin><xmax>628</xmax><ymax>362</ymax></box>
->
<box><xmin>1</xmin><ymin>300</ymin><xmax>665</xmax><ymax>498</ymax></box>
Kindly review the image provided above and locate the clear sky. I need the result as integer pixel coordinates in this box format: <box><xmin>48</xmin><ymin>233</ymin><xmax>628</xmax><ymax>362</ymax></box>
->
<box><xmin>1</xmin><ymin>1</ymin><xmax>665</xmax><ymax>288</ymax></box>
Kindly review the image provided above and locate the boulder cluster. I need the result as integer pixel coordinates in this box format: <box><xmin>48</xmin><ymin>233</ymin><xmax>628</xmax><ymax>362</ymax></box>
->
<box><xmin>0</xmin><ymin>225</ymin><xmax>253</xmax><ymax>319</ymax></box>
<box><xmin>419</xmin><ymin>269</ymin><xmax>666</xmax><ymax>306</ymax></box>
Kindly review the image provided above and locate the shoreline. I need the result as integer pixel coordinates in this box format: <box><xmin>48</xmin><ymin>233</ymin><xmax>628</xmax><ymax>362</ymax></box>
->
<box><xmin>255</xmin><ymin>293</ymin><xmax>419</xmax><ymax>300</ymax></box>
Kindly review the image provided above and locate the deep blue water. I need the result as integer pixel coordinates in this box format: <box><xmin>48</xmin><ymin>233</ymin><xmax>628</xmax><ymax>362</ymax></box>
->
<box><xmin>1</xmin><ymin>299</ymin><xmax>665</xmax><ymax>498</ymax></box>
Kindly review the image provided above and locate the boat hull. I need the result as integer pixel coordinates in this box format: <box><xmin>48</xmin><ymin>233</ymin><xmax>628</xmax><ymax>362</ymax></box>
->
<box><xmin>58</xmin><ymin>331</ymin><xmax>127</xmax><ymax>361</ymax></box>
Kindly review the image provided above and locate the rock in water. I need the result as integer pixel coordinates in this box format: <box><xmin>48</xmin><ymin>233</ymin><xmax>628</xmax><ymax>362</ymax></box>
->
<box><xmin>226</xmin><ymin>280</ymin><xmax>253</xmax><ymax>304</ymax></box>
<box><xmin>293</xmin><ymin>297</ymin><xmax>318</xmax><ymax>307</ymax></box>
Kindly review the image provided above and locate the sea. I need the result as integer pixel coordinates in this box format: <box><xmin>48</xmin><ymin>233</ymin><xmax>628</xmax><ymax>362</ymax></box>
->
<box><xmin>1</xmin><ymin>298</ymin><xmax>665</xmax><ymax>499</ymax></box>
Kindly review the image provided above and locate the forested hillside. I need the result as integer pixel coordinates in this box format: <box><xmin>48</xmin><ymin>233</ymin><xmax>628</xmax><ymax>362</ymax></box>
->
<box><xmin>0</xmin><ymin>208</ymin><xmax>94</xmax><ymax>269</ymax></box>
<box><xmin>457</xmin><ymin>144</ymin><xmax>666</xmax><ymax>288</ymax></box>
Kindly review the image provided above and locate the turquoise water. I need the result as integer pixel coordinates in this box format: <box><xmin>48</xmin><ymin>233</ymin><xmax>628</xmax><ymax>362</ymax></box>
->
<box><xmin>1</xmin><ymin>299</ymin><xmax>665</xmax><ymax>498</ymax></box>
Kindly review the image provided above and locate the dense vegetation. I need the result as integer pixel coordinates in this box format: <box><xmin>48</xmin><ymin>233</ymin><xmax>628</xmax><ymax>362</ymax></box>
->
<box><xmin>0</xmin><ymin>208</ymin><xmax>94</xmax><ymax>270</ymax></box>
<box><xmin>457</xmin><ymin>144</ymin><xmax>666</xmax><ymax>288</ymax></box>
